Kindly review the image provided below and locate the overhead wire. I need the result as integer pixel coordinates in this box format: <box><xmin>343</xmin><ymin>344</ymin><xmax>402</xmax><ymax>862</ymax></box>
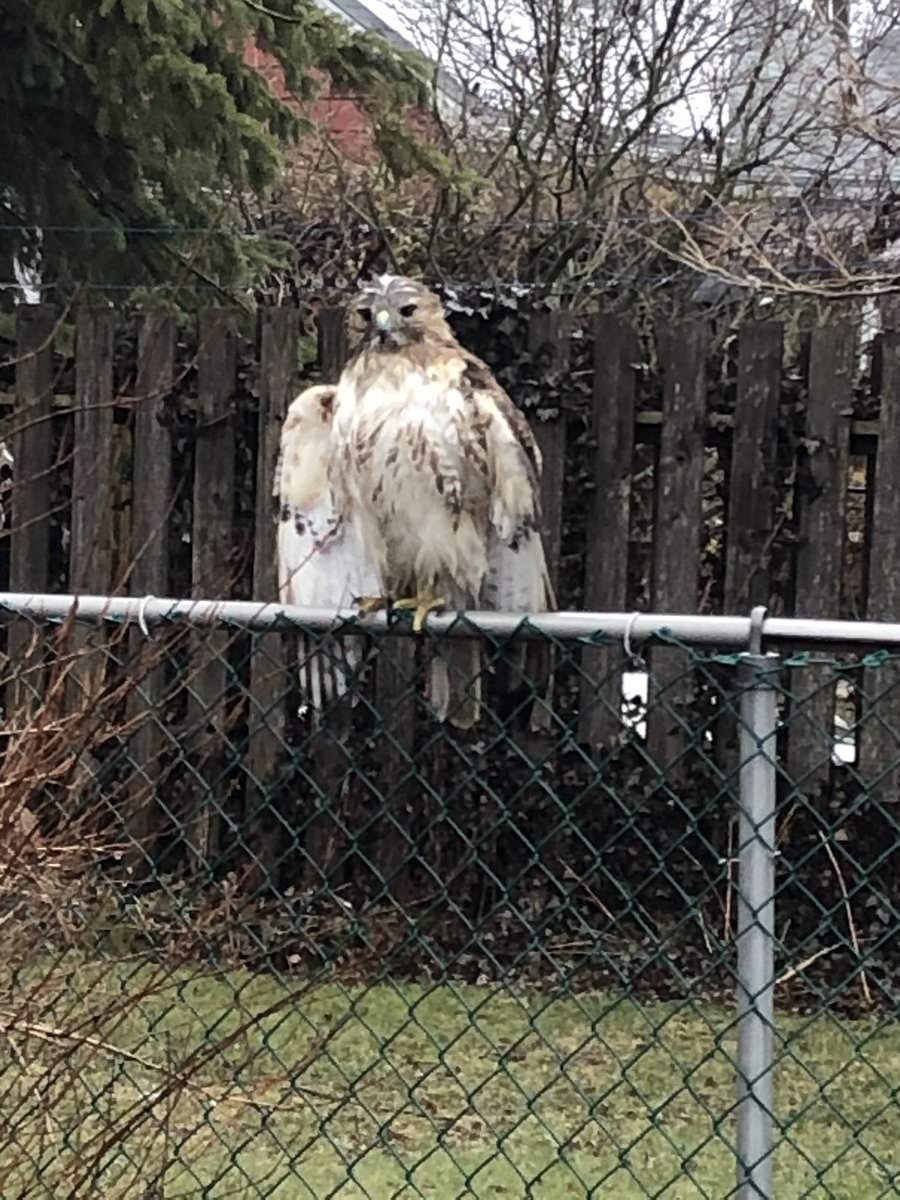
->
<box><xmin>1</xmin><ymin>194</ymin><xmax>897</xmax><ymax>239</ymax></box>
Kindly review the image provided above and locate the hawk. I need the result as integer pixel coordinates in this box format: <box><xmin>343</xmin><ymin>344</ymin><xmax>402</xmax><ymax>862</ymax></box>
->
<box><xmin>275</xmin><ymin>384</ymin><xmax>378</xmax><ymax>712</ymax></box>
<box><xmin>329</xmin><ymin>274</ymin><xmax>553</xmax><ymax>727</ymax></box>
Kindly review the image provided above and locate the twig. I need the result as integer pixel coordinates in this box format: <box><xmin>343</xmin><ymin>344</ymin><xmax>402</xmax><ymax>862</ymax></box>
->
<box><xmin>817</xmin><ymin>832</ymin><xmax>873</xmax><ymax>1007</ymax></box>
<box><xmin>238</xmin><ymin>0</ymin><xmax>309</xmax><ymax>22</ymax></box>
<box><xmin>0</xmin><ymin>1012</ymin><xmax>341</xmax><ymax>1109</ymax></box>
<box><xmin>723</xmin><ymin>817</ymin><xmax>734</xmax><ymax>943</ymax></box>
<box><xmin>695</xmin><ymin>906</ymin><xmax>714</xmax><ymax>955</ymax></box>
<box><xmin>0</xmin><ymin>289</ymin><xmax>80</xmax><ymax>371</ymax></box>
<box><xmin>563</xmin><ymin>866</ymin><xmax>617</xmax><ymax>925</ymax></box>
<box><xmin>776</xmin><ymin>943</ymin><xmax>838</xmax><ymax>986</ymax></box>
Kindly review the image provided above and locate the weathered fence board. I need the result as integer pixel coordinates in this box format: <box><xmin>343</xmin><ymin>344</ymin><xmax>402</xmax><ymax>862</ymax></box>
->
<box><xmin>725</xmin><ymin>321</ymin><xmax>783</xmax><ymax>611</ymax></box>
<box><xmin>8</xmin><ymin>304</ymin><xmax>56</xmax><ymax>716</ymax></box>
<box><xmin>525</xmin><ymin>311</ymin><xmax>569</xmax><ymax>735</ymax></box>
<box><xmin>371</xmin><ymin>645</ymin><xmax>419</xmax><ymax>903</ymax></box>
<box><xmin>70</xmin><ymin>309</ymin><xmax>116</xmax><ymax>592</ymax></box>
<box><xmin>66</xmin><ymin>309</ymin><xmax>117</xmax><ymax>713</ymax></box>
<box><xmin>716</xmin><ymin>320</ymin><xmax>783</xmax><ymax>763</ymax></box>
<box><xmin>788</xmin><ymin>318</ymin><xmax>855</xmax><ymax>790</ymax></box>
<box><xmin>528</xmin><ymin>310</ymin><xmax>569</xmax><ymax>591</ymax></box>
<box><xmin>186</xmin><ymin>310</ymin><xmax>239</xmax><ymax>870</ymax></box>
<box><xmin>579</xmin><ymin>313</ymin><xmax>637</xmax><ymax>749</ymax></box>
<box><xmin>246</xmin><ymin>307</ymin><xmax>298</xmax><ymax>883</ymax></box>
<box><xmin>317</xmin><ymin>301</ymin><xmax>349</xmax><ymax>370</ymax></box>
<box><xmin>647</xmin><ymin>319</ymin><xmax>709</xmax><ymax>776</ymax></box>
<box><xmin>129</xmin><ymin>314</ymin><xmax>175</xmax><ymax>591</ymax></box>
<box><xmin>125</xmin><ymin>312</ymin><xmax>176</xmax><ymax>865</ymax></box>
<box><xmin>862</xmin><ymin>324</ymin><xmax>900</xmax><ymax>798</ymax></box>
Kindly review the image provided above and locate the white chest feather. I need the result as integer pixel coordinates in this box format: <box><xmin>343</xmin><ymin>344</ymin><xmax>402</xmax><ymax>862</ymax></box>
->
<box><xmin>333</xmin><ymin>363</ymin><xmax>490</xmax><ymax>593</ymax></box>
<box><xmin>338</xmin><ymin>368</ymin><xmax>483</xmax><ymax>507</ymax></box>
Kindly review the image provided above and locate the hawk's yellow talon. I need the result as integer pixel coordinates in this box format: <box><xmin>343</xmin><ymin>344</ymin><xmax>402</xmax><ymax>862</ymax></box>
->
<box><xmin>356</xmin><ymin>595</ymin><xmax>389</xmax><ymax>616</ymax></box>
<box><xmin>393</xmin><ymin>591</ymin><xmax>447</xmax><ymax>632</ymax></box>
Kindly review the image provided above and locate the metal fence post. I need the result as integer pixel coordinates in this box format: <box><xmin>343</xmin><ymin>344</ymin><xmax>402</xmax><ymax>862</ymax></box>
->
<box><xmin>736</xmin><ymin>650</ymin><xmax>780</xmax><ymax>1200</ymax></box>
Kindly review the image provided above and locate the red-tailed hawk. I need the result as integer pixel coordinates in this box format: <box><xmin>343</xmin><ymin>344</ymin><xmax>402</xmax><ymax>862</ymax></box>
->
<box><xmin>329</xmin><ymin>275</ymin><xmax>553</xmax><ymax>727</ymax></box>
<box><xmin>275</xmin><ymin>384</ymin><xmax>378</xmax><ymax>712</ymax></box>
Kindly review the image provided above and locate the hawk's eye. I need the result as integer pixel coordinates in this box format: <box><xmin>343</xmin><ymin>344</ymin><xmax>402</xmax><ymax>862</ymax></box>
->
<box><xmin>357</xmin><ymin>306</ymin><xmax>373</xmax><ymax>323</ymax></box>
<box><xmin>399</xmin><ymin>303</ymin><xmax>417</xmax><ymax>317</ymax></box>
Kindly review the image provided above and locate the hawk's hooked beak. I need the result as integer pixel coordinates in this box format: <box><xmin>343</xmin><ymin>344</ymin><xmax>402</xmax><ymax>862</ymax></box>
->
<box><xmin>374</xmin><ymin>309</ymin><xmax>392</xmax><ymax>342</ymax></box>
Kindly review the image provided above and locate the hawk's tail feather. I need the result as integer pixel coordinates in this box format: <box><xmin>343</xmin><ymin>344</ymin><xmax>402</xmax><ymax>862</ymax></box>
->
<box><xmin>494</xmin><ymin>641</ymin><xmax>555</xmax><ymax>734</ymax></box>
<box><xmin>427</xmin><ymin>639</ymin><xmax>482</xmax><ymax>730</ymax></box>
<box><xmin>298</xmin><ymin>632</ymin><xmax>368</xmax><ymax>714</ymax></box>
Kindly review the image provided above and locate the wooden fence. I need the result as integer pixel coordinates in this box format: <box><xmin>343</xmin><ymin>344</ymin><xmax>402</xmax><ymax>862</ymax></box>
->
<box><xmin>1</xmin><ymin>302</ymin><xmax>899</xmax><ymax>872</ymax></box>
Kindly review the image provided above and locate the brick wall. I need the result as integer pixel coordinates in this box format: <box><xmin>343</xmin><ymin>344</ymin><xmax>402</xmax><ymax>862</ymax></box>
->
<box><xmin>244</xmin><ymin>41</ymin><xmax>408</xmax><ymax>158</ymax></box>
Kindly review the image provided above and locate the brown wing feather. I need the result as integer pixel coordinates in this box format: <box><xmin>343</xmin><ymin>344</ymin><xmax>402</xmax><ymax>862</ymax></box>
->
<box><xmin>460</xmin><ymin>354</ymin><xmax>543</xmax><ymax>481</ymax></box>
<box><xmin>456</xmin><ymin>351</ymin><xmax>555</xmax><ymax>732</ymax></box>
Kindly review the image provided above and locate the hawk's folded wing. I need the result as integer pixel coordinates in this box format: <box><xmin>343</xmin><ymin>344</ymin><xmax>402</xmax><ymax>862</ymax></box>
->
<box><xmin>453</xmin><ymin>358</ymin><xmax>556</xmax><ymax>727</ymax></box>
<box><xmin>275</xmin><ymin>386</ymin><xmax>379</xmax><ymax>713</ymax></box>
<box><xmin>420</xmin><ymin>355</ymin><xmax>554</xmax><ymax>724</ymax></box>
<box><xmin>458</xmin><ymin>359</ymin><xmax>553</xmax><ymax>614</ymax></box>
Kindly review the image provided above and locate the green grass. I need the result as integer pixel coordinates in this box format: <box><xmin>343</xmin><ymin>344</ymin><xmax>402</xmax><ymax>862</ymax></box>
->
<box><xmin>0</xmin><ymin>955</ymin><xmax>897</xmax><ymax>1198</ymax></box>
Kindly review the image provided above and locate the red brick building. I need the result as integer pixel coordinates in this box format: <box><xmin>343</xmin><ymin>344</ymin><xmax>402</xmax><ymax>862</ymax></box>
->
<box><xmin>244</xmin><ymin>0</ymin><xmax>465</xmax><ymax>158</ymax></box>
<box><xmin>243</xmin><ymin>44</ymin><xmax>373</xmax><ymax>156</ymax></box>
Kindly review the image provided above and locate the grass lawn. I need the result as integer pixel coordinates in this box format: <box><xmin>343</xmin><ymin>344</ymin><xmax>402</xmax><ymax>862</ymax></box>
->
<box><xmin>0</xmin><ymin>955</ymin><xmax>897</xmax><ymax>1199</ymax></box>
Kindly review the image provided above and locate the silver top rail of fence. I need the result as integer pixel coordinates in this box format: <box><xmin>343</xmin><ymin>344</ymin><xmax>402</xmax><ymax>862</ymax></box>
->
<box><xmin>2</xmin><ymin>592</ymin><xmax>900</xmax><ymax>653</ymax></box>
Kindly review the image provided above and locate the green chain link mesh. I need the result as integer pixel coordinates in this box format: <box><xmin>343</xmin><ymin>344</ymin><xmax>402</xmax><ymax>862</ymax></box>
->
<box><xmin>0</xmin><ymin>613</ymin><xmax>897</xmax><ymax>1198</ymax></box>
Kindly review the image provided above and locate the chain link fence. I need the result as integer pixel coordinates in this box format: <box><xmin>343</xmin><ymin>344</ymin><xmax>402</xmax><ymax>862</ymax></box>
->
<box><xmin>0</xmin><ymin>594</ymin><xmax>898</xmax><ymax>1199</ymax></box>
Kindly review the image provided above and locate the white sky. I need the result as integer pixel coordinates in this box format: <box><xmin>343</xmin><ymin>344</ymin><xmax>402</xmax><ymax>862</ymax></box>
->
<box><xmin>360</xmin><ymin>0</ymin><xmax>425</xmax><ymax>46</ymax></box>
<box><xmin>357</xmin><ymin>0</ymin><xmax>708</xmax><ymax>130</ymax></box>
<box><xmin>341</xmin><ymin>0</ymin><xmax>899</xmax><ymax>146</ymax></box>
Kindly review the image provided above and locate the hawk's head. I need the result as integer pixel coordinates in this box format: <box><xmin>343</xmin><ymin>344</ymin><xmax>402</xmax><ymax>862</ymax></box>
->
<box><xmin>351</xmin><ymin>275</ymin><xmax>452</xmax><ymax>349</ymax></box>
